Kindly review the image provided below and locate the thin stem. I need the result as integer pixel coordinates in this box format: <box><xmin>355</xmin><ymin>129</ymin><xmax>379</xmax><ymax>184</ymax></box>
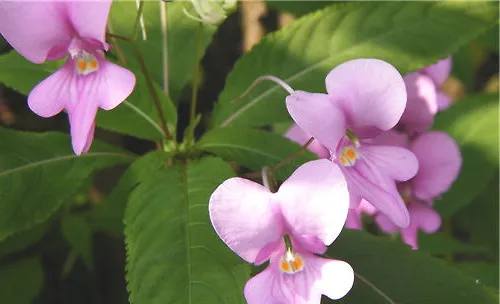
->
<box><xmin>231</xmin><ymin>75</ymin><xmax>295</xmax><ymax>104</ymax></box>
<box><xmin>160</xmin><ymin>0</ymin><xmax>170</xmax><ymax>97</ymax></box>
<box><xmin>108</xmin><ymin>33</ymin><xmax>172</xmax><ymax>140</ymax></box>
<box><xmin>355</xmin><ymin>273</ymin><xmax>396</xmax><ymax>304</ymax></box>
<box><xmin>107</xmin><ymin>24</ymin><xmax>127</xmax><ymax>65</ymax></box>
<box><xmin>190</xmin><ymin>23</ymin><xmax>204</xmax><ymax>124</ymax></box>
<box><xmin>242</xmin><ymin>137</ymin><xmax>314</xmax><ymax>179</ymax></box>
<box><xmin>133</xmin><ymin>0</ymin><xmax>146</xmax><ymax>41</ymax></box>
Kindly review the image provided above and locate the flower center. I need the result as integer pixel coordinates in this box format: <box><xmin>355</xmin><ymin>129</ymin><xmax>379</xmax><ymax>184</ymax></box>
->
<box><xmin>338</xmin><ymin>145</ymin><xmax>360</xmax><ymax>167</ymax></box>
<box><xmin>279</xmin><ymin>249</ymin><xmax>305</xmax><ymax>274</ymax></box>
<box><xmin>74</xmin><ymin>50</ymin><xmax>99</xmax><ymax>76</ymax></box>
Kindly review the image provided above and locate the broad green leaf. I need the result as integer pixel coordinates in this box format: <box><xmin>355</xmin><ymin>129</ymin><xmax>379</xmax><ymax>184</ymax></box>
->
<box><xmin>456</xmin><ymin>262</ymin><xmax>499</xmax><ymax>289</ymax></box>
<box><xmin>61</xmin><ymin>215</ymin><xmax>94</xmax><ymax>270</ymax></box>
<box><xmin>327</xmin><ymin>230</ymin><xmax>496</xmax><ymax>304</ymax></box>
<box><xmin>0</xmin><ymin>222</ymin><xmax>49</xmax><ymax>257</ymax></box>
<box><xmin>433</xmin><ymin>94</ymin><xmax>499</xmax><ymax>217</ymax></box>
<box><xmin>109</xmin><ymin>1</ymin><xmax>217</xmax><ymax>101</ymax></box>
<box><xmin>125</xmin><ymin>157</ymin><xmax>249</xmax><ymax>303</ymax></box>
<box><xmin>0</xmin><ymin>128</ymin><xmax>134</xmax><ymax>240</ymax></box>
<box><xmin>418</xmin><ymin>232</ymin><xmax>488</xmax><ymax>256</ymax></box>
<box><xmin>198</xmin><ymin>127</ymin><xmax>317</xmax><ymax>181</ymax></box>
<box><xmin>0</xmin><ymin>258</ymin><xmax>44</xmax><ymax>304</ymax></box>
<box><xmin>212</xmin><ymin>1</ymin><xmax>498</xmax><ymax>128</ymax></box>
<box><xmin>88</xmin><ymin>151</ymin><xmax>170</xmax><ymax>235</ymax></box>
<box><xmin>265</xmin><ymin>0</ymin><xmax>330</xmax><ymax>17</ymax></box>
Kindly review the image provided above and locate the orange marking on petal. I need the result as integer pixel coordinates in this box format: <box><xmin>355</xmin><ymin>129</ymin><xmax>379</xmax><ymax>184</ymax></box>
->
<box><xmin>339</xmin><ymin>156</ymin><xmax>348</xmax><ymax>165</ymax></box>
<box><xmin>89</xmin><ymin>60</ymin><xmax>98</xmax><ymax>70</ymax></box>
<box><xmin>77</xmin><ymin>60</ymin><xmax>88</xmax><ymax>72</ymax></box>
<box><xmin>292</xmin><ymin>257</ymin><xmax>303</xmax><ymax>271</ymax></box>
<box><xmin>345</xmin><ymin>148</ymin><xmax>356</xmax><ymax>160</ymax></box>
<box><xmin>280</xmin><ymin>260</ymin><xmax>290</xmax><ymax>272</ymax></box>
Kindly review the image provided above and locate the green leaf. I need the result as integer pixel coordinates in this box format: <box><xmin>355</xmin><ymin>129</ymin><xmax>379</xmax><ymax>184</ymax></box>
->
<box><xmin>109</xmin><ymin>1</ymin><xmax>217</xmax><ymax>101</ymax></box>
<box><xmin>61</xmin><ymin>215</ymin><xmax>94</xmax><ymax>270</ymax></box>
<box><xmin>0</xmin><ymin>51</ymin><xmax>61</xmax><ymax>93</ymax></box>
<box><xmin>0</xmin><ymin>258</ymin><xmax>44</xmax><ymax>304</ymax></box>
<box><xmin>433</xmin><ymin>94</ymin><xmax>499</xmax><ymax>217</ymax></box>
<box><xmin>0</xmin><ymin>222</ymin><xmax>49</xmax><ymax>257</ymax></box>
<box><xmin>212</xmin><ymin>1</ymin><xmax>497</xmax><ymax>128</ymax></box>
<box><xmin>198</xmin><ymin>127</ymin><xmax>317</xmax><ymax>180</ymax></box>
<box><xmin>418</xmin><ymin>232</ymin><xmax>488</xmax><ymax>255</ymax></box>
<box><xmin>327</xmin><ymin>230</ymin><xmax>496</xmax><ymax>304</ymax></box>
<box><xmin>456</xmin><ymin>262</ymin><xmax>499</xmax><ymax>289</ymax></box>
<box><xmin>88</xmin><ymin>151</ymin><xmax>170</xmax><ymax>235</ymax></box>
<box><xmin>265</xmin><ymin>0</ymin><xmax>331</xmax><ymax>17</ymax></box>
<box><xmin>125</xmin><ymin>157</ymin><xmax>249</xmax><ymax>303</ymax></box>
<box><xmin>0</xmin><ymin>128</ymin><xmax>134</xmax><ymax>240</ymax></box>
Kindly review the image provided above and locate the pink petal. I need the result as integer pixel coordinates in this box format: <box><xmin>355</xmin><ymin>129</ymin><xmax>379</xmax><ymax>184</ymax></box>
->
<box><xmin>423</xmin><ymin>57</ymin><xmax>452</xmax><ymax>87</ymax></box>
<box><xmin>375</xmin><ymin>212</ymin><xmax>399</xmax><ymax>234</ymax></box>
<box><xmin>360</xmin><ymin>145</ymin><xmax>419</xmax><ymax>182</ymax></box>
<box><xmin>284</xmin><ymin>124</ymin><xmax>330</xmax><ymax>159</ymax></box>
<box><xmin>400</xmin><ymin>73</ymin><xmax>438</xmax><ymax>134</ymax></box>
<box><xmin>67</xmin><ymin>96</ymin><xmax>98</xmax><ymax>155</ymax></box>
<box><xmin>286</xmin><ymin>91</ymin><xmax>346</xmax><ymax>152</ymax></box>
<box><xmin>0</xmin><ymin>2</ymin><xmax>73</xmax><ymax>63</ymax></box>
<box><xmin>343</xmin><ymin>163</ymin><xmax>410</xmax><ymax>228</ymax></box>
<box><xmin>244</xmin><ymin>254</ymin><xmax>353</xmax><ymax>303</ymax></box>
<box><xmin>28</xmin><ymin>59</ymin><xmax>73</xmax><ymax>118</ymax></box>
<box><xmin>400</xmin><ymin>202</ymin><xmax>441</xmax><ymax>250</ymax></box>
<box><xmin>325</xmin><ymin>59</ymin><xmax>406</xmax><ymax>135</ymax></box>
<box><xmin>437</xmin><ymin>92</ymin><xmax>452</xmax><ymax>111</ymax></box>
<box><xmin>371</xmin><ymin>130</ymin><xmax>409</xmax><ymax>149</ymax></box>
<box><xmin>345</xmin><ymin>209</ymin><xmax>362</xmax><ymax>230</ymax></box>
<box><xmin>276</xmin><ymin>160</ymin><xmax>350</xmax><ymax>248</ymax></box>
<box><xmin>67</xmin><ymin>0</ymin><xmax>112</xmax><ymax>43</ymax></box>
<box><xmin>209</xmin><ymin>178</ymin><xmax>284</xmax><ymax>264</ymax></box>
<box><xmin>411</xmin><ymin>132</ymin><xmax>462</xmax><ymax>200</ymax></box>
<box><xmin>94</xmin><ymin>59</ymin><xmax>136</xmax><ymax>110</ymax></box>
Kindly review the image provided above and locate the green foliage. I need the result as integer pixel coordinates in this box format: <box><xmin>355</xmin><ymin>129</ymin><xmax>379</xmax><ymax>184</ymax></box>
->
<box><xmin>125</xmin><ymin>157</ymin><xmax>249</xmax><ymax>303</ymax></box>
<box><xmin>456</xmin><ymin>262</ymin><xmax>499</xmax><ymax>289</ymax></box>
<box><xmin>0</xmin><ymin>222</ymin><xmax>49</xmax><ymax>257</ymax></box>
<box><xmin>327</xmin><ymin>230</ymin><xmax>497</xmax><ymax>304</ymax></box>
<box><xmin>88</xmin><ymin>151</ymin><xmax>170</xmax><ymax>235</ymax></box>
<box><xmin>212</xmin><ymin>1</ymin><xmax>497</xmax><ymax>128</ymax></box>
<box><xmin>109</xmin><ymin>1</ymin><xmax>217</xmax><ymax>101</ymax></box>
<box><xmin>433</xmin><ymin>94</ymin><xmax>499</xmax><ymax>217</ymax></box>
<box><xmin>0</xmin><ymin>128</ymin><xmax>134</xmax><ymax>240</ymax></box>
<box><xmin>61</xmin><ymin>215</ymin><xmax>94</xmax><ymax>270</ymax></box>
<box><xmin>265</xmin><ymin>0</ymin><xmax>331</xmax><ymax>17</ymax></box>
<box><xmin>0</xmin><ymin>258</ymin><xmax>44</xmax><ymax>304</ymax></box>
<box><xmin>418</xmin><ymin>232</ymin><xmax>488</xmax><ymax>256</ymax></box>
<box><xmin>198</xmin><ymin>127</ymin><xmax>317</xmax><ymax>181</ymax></box>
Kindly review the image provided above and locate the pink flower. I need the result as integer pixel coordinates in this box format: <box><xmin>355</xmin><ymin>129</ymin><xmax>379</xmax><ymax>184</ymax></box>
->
<box><xmin>374</xmin><ymin>131</ymin><xmax>462</xmax><ymax>249</ymax></box>
<box><xmin>399</xmin><ymin>57</ymin><xmax>452</xmax><ymax>135</ymax></box>
<box><xmin>0</xmin><ymin>1</ymin><xmax>136</xmax><ymax>154</ymax></box>
<box><xmin>209</xmin><ymin>160</ymin><xmax>354</xmax><ymax>303</ymax></box>
<box><xmin>285</xmin><ymin>59</ymin><xmax>419</xmax><ymax>228</ymax></box>
<box><xmin>345</xmin><ymin>200</ymin><xmax>376</xmax><ymax>230</ymax></box>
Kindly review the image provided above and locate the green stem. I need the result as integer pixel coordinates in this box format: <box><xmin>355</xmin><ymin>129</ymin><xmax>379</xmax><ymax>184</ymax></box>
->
<box><xmin>190</xmin><ymin>23</ymin><xmax>204</xmax><ymax>125</ymax></box>
<box><xmin>160</xmin><ymin>0</ymin><xmax>170</xmax><ymax>97</ymax></box>
<box><xmin>132</xmin><ymin>0</ymin><xmax>145</xmax><ymax>41</ymax></box>
<box><xmin>107</xmin><ymin>33</ymin><xmax>172</xmax><ymax>140</ymax></box>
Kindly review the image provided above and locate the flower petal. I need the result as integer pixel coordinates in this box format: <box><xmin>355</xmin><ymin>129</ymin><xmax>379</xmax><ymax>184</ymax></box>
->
<box><xmin>360</xmin><ymin>145</ymin><xmax>419</xmax><ymax>182</ymax></box>
<box><xmin>401</xmin><ymin>202</ymin><xmax>441</xmax><ymax>250</ymax></box>
<box><xmin>411</xmin><ymin>132</ymin><xmax>462</xmax><ymax>200</ymax></box>
<box><xmin>371</xmin><ymin>130</ymin><xmax>409</xmax><ymax>149</ymax></box>
<box><xmin>67</xmin><ymin>0</ymin><xmax>112</xmax><ymax>43</ymax></box>
<box><xmin>423</xmin><ymin>57</ymin><xmax>452</xmax><ymax>87</ymax></box>
<box><xmin>209</xmin><ymin>177</ymin><xmax>284</xmax><ymax>264</ymax></box>
<box><xmin>343</xmin><ymin>163</ymin><xmax>409</xmax><ymax>228</ymax></box>
<box><xmin>276</xmin><ymin>160</ymin><xmax>350</xmax><ymax>247</ymax></box>
<box><xmin>325</xmin><ymin>59</ymin><xmax>406</xmax><ymax>135</ymax></box>
<box><xmin>95</xmin><ymin>59</ymin><xmax>136</xmax><ymax>110</ymax></box>
<box><xmin>286</xmin><ymin>91</ymin><xmax>346</xmax><ymax>152</ymax></box>
<box><xmin>400</xmin><ymin>73</ymin><xmax>438</xmax><ymax>134</ymax></box>
<box><xmin>67</xmin><ymin>98</ymin><xmax>98</xmax><ymax>155</ymax></box>
<box><xmin>244</xmin><ymin>264</ymin><xmax>290</xmax><ymax>304</ymax></box>
<box><xmin>437</xmin><ymin>91</ymin><xmax>451</xmax><ymax>111</ymax></box>
<box><xmin>0</xmin><ymin>2</ymin><xmax>72</xmax><ymax>63</ymax></box>
<box><xmin>316</xmin><ymin>258</ymin><xmax>354</xmax><ymax>300</ymax></box>
<box><xmin>285</xmin><ymin>124</ymin><xmax>330</xmax><ymax>159</ymax></box>
<box><xmin>375</xmin><ymin>212</ymin><xmax>399</xmax><ymax>234</ymax></box>
<box><xmin>28</xmin><ymin>60</ymin><xmax>73</xmax><ymax>118</ymax></box>
<box><xmin>345</xmin><ymin>209</ymin><xmax>362</xmax><ymax>230</ymax></box>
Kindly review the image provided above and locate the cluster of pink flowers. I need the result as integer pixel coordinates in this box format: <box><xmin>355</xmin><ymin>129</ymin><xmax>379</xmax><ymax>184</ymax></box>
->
<box><xmin>209</xmin><ymin>58</ymin><xmax>461</xmax><ymax>302</ymax></box>
<box><xmin>0</xmin><ymin>0</ymin><xmax>136</xmax><ymax>155</ymax></box>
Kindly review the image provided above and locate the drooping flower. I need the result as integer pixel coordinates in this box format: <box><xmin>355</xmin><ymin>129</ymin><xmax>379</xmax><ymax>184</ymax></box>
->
<box><xmin>399</xmin><ymin>57</ymin><xmax>452</xmax><ymax>134</ymax></box>
<box><xmin>285</xmin><ymin>59</ymin><xmax>419</xmax><ymax>228</ymax></box>
<box><xmin>183</xmin><ymin>0</ymin><xmax>237</xmax><ymax>25</ymax></box>
<box><xmin>374</xmin><ymin>131</ymin><xmax>462</xmax><ymax>249</ymax></box>
<box><xmin>0</xmin><ymin>1</ymin><xmax>136</xmax><ymax>154</ymax></box>
<box><xmin>209</xmin><ymin>160</ymin><xmax>354</xmax><ymax>303</ymax></box>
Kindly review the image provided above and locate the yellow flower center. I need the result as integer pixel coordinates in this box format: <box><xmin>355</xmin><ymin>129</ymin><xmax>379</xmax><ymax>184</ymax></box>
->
<box><xmin>338</xmin><ymin>145</ymin><xmax>360</xmax><ymax>167</ymax></box>
<box><xmin>74</xmin><ymin>50</ymin><xmax>99</xmax><ymax>76</ymax></box>
<box><xmin>279</xmin><ymin>250</ymin><xmax>305</xmax><ymax>274</ymax></box>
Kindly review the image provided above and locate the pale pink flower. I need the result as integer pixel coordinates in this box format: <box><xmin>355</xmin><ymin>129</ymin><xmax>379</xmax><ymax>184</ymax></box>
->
<box><xmin>399</xmin><ymin>57</ymin><xmax>452</xmax><ymax>134</ymax></box>
<box><xmin>375</xmin><ymin>131</ymin><xmax>462</xmax><ymax>249</ymax></box>
<box><xmin>209</xmin><ymin>160</ymin><xmax>354</xmax><ymax>303</ymax></box>
<box><xmin>285</xmin><ymin>59</ymin><xmax>418</xmax><ymax>228</ymax></box>
<box><xmin>0</xmin><ymin>1</ymin><xmax>136</xmax><ymax>154</ymax></box>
